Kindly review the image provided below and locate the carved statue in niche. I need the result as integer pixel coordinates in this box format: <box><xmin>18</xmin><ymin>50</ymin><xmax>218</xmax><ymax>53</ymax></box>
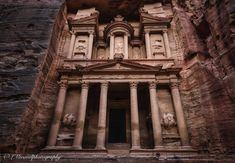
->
<box><xmin>114</xmin><ymin>37</ymin><xmax>124</xmax><ymax>54</ymax></box>
<box><xmin>75</xmin><ymin>40</ymin><xmax>87</xmax><ymax>54</ymax></box>
<box><xmin>63</xmin><ymin>113</ymin><xmax>76</xmax><ymax>127</ymax></box>
<box><xmin>161</xmin><ymin>112</ymin><xmax>177</xmax><ymax>129</ymax></box>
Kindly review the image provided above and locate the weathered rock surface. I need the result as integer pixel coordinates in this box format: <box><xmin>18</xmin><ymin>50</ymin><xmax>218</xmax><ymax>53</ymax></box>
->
<box><xmin>0</xmin><ymin>0</ymin><xmax>235</xmax><ymax>161</ymax></box>
<box><xmin>0</xmin><ymin>0</ymin><xmax>64</xmax><ymax>152</ymax></box>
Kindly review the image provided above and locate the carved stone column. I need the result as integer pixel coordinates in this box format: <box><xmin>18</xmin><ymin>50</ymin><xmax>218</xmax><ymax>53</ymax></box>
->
<box><xmin>110</xmin><ymin>34</ymin><xmax>114</xmax><ymax>59</ymax></box>
<box><xmin>73</xmin><ymin>82</ymin><xmax>89</xmax><ymax>149</ymax></box>
<box><xmin>124</xmin><ymin>34</ymin><xmax>128</xmax><ymax>59</ymax></box>
<box><xmin>170</xmin><ymin>82</ymin><xmax>189</xmax><ymax>146</ymax></box>
<box><xmin>130</xmin><ymin>82</ymin><xmax>141</xmax><ymax>149</ymax></box>
<box><xmin>87</xmin><ymin>31</ymin><xmax>94</xmax><ymax>59</ymax></box>
<box><xmin>47</xmin><ymin>80</ymin><xmax>68</xmax><ymax>146</ymax></box>
<box><xmin>149</xmin><ymin>82</ymin><xmax>163</xmax><ymax>147</ymax></box>
<box><xmin>163</xmin><ymin>30</ymin><xmax>171</xmax><ymax>58</ymax></box>
<box><xmin>144</xmin><ymin>30</ymin><xmax>152</xmax><ymax>59</ymax></box>
<box><xmin>96</xmin><ymin>82</ymin><xmax>109</xmax><ymax>150</ymax></box>
<box><xmin>68</xmin><ymin>31</ymin><xmax>76</xmax><ymax>59</ymax></box>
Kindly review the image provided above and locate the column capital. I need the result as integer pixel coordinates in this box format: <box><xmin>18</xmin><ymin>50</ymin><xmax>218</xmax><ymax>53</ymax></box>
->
<box><xmin>149</xmin><ymin>81</ymin><xmax>159</xmax><ymax>89</ymax></box>
<box><xmin>162</xmin><ymin>29</ymin><xmax>168</xmax><ymax>33</ymax></box>
<box><xmin>101</xmin><ymin>82</ymin><xmax>109</xmax><ymax>88</ymax></box>
<box><xmin>81</xmin><ymin>82</ymin><xmax>89</xmax><ymax>89</ymax></box>
<box><xmin>70</xmin><ymin>30</ymin><xmax>76</xmax><ymax>35</ymax></box>
<box><xmin>144</xmin><ymin>29</ymin><xmax>150</xmax><ymax>34</ymax></box>
<box><xmin>88</xmin><ymin>30</ymin><xmax>94</xmax><ymax>35</ymax></box>
<box><xmin>58</xmin><ymin>80</ymin><xmax>68</xmax><ymax>89</ymax></box>
<box><xmin>130</xmin><ymin>81</ymin><xmax>138</xmax><ymax>88</ymax></box>
<box><xmin>170</xmin><ymin>82</ymin><xmax>179</xmax><ymax>89</ymax></box>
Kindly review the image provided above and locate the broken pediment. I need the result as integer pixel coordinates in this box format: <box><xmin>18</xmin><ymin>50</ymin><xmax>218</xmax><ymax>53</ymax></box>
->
<box><xmin>74</xmin><ymin>8</ymin><xmax>99</xmax><ymax>20</ymax></box>
<box><xmin>68</xmin><ymin>8</ymin><xmax>99</xmax><ymax>29</ymax></box>
<box><xmin>140</xmin><ymin>3</ymin><xmax>172</xmax><ymax>25</ymax></box>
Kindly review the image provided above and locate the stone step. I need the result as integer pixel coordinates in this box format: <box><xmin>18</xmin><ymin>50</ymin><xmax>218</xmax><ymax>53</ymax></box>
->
<box><xmin>108</xmin><ymin>149</ymin><xmax>130</xmax><ymax>155</ymax></box>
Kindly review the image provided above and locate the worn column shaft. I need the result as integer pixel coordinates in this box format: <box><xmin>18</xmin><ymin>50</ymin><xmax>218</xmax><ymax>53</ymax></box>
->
<box><xmin>110</xmin><ymin>34</ymin><xmax>114</xmax><ymax>59</ymax></box>
<box><xmin>130</xmin><ymin>82</ymin><xmax>141</xmax><ymax>149</ymax></box>
<box><xmin>163</xmin><ymin>30</ymin><xmax>171</xmax><ymax>58</ymax></box>
<box><xmin>171</xmin><ymin>82</ymin><xmax>189</xmax><ymax>146</ymax></box>
<box><xmin>149</xmin><ymin>82</ymin><xmax>163</xmax><ymax>147</ymax></box>
<box><xmin>73</xmin><ymin>82</ymin><xmax>89</xmax><ymax>149</ymax></box>
<box><xmin>124</xmin><ymin>34</ymin><xmax>128</xmax><ymax>59</ymax></box>
<box><xmin>87</xmin><ymin>31</ymin><xmax>94</xmax><ymax>59</ymax></box>
<box><xmin>47</xmin><ymin>81</ymin><xmax>68</xmax><ymax>146</ymax></box>
<box><xmin>68</xmin><ymin>32</ymin><xmax>76</xmax><ymax>59</ymax></box>
<box><xmin>96</xmin><ymin>82</ymin><xmax>109</xmax><ymax>149</ymax></box>
<box><xmin>145</xmin><ymin>31</ymin><xmax>152</xmax><ymax>59</ymax></box>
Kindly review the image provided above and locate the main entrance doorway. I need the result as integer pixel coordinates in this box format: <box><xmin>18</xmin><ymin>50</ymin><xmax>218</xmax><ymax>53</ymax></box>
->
<box><xmin>108</xmin><ymin>109</ymin><xmax>126</xmax><ymax>143</ymax></box>
<box><xmin>107</xmin><ymin>83</ymin><xmax>130</xmax><ymax>149</ymax></box>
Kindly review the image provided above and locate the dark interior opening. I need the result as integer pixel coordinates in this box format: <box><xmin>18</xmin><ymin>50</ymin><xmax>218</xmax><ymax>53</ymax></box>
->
<box><xmin>108</xmin><ymin>109</ymin><xmax>126</xmax><ymax>143</ymax></box>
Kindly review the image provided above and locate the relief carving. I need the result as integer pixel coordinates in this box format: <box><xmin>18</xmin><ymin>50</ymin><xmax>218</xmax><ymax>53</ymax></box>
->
<box><xmin>75</xmin><ymin>40</ymin><xmax>87</xmax><ymax>54</ymax></box>
<box><xmin>161</xmin><ymin>113</ymin><xmax>177</xmax><ymax>128</ymax></box>
<box><xmin>63</xmin><ymin>113</ymin><xmax>76</xmax><ymax>127</ymax></box>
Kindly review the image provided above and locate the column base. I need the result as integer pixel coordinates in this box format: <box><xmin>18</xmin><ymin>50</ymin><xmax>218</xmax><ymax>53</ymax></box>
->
<box><xmin>95</xmin><ymin>146</ymin><xmax>106</xmax><ymax>150</ymax></box>
<box><xmin>72</xmin><ymin>145</ymin><xmax>82</xmax><ymax>150</ymax></box>
<box><xmin>131</xmin><ymin>145</ymin><xmax>141</xmax><ymax>150</ymax></box>
<box><xmin>44</xmin><ymin>146</ymin><xmax>56</xmax><ymax>150</ymax></box>
<box><xmin>154</xmin><ymin>145</ymin><xmax>165</xmax><ymax>150</ymax></box>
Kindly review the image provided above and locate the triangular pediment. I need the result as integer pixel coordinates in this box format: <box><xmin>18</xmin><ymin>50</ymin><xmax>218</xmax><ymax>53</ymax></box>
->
<box><xmin>81</xmin><ymin>60</ymin><xmax>161</xmax><ymax>72</ymax></box>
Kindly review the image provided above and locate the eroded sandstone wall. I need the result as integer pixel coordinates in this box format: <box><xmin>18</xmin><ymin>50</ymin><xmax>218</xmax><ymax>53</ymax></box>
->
<box><xmin>176</xmin><ymin>0</ymin><xmax>235</xmax><ymax>153</ymax></box>
<box><xmin>0</xmin><ymin>0</ymin><xmax>65</xmax><ymax>152</ymax></box>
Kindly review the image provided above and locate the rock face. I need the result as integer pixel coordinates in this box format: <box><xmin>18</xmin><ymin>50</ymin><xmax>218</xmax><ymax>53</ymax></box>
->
<box><xmin>0</xmin><ymin>0</ymin><xmax>235</xmax><ymax>161</ymax></box>
<box><xmin>0</xmin><ymin>0</ymin><xmax>64</xmax><ymax>152</ymax></box>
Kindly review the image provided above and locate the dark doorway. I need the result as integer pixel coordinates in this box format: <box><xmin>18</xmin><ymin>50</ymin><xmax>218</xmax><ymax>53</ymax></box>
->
<box><xmin>108</xmin><ymin>109</ymin><xmax>126</xmax><ymax>143</ymax></box>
